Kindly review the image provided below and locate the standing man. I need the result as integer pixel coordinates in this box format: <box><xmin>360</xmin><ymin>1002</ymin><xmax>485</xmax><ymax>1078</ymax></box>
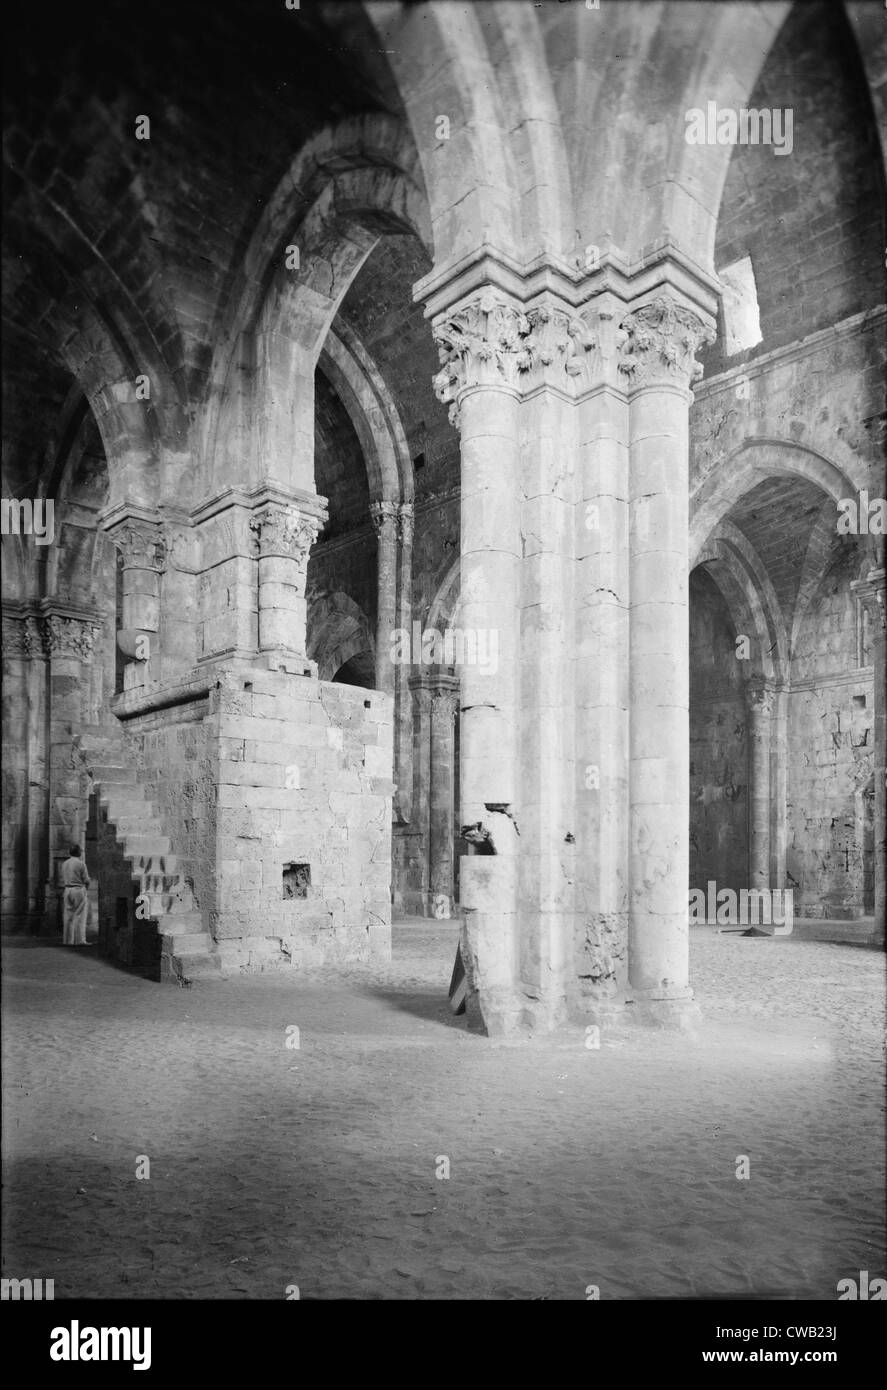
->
<box><xmin>61</xmin><ymin>844</ymin><xmax>92</xmax><ymax>946</ymax></box>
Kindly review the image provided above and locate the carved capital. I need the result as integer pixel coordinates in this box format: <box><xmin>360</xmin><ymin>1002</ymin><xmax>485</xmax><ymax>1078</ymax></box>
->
<box><xmin>2</xmin><ymin>613</ymin><xmax>30</xmax><ymax>657</ymax></box>
<box><xmin>432</xmin><ymin>294</ymin><xmax>530</xmax><ymax>424</ymax></box>
<box><xmin>430</xmin><ymin>687</ymin><xmax>460</xmax><ymax>728</ymax></box>
<box><xmin>617</xmin><ymin>295</ymin><xmax>715</xmax><ymax>390</ymax></box>
<box><xmin>249</xmin><ymin>504</ymin><xmax>321</xmax><ymax>563</ymax></box>
<box><xmin>369</xmin><ymin>501</ymin><xmax>399</xmax><ymax>538</ymax></box>
<box><xmin>520</xmin><ymin>303</ymin><xmax>595</xmax><ymax>393</ymax></box>
<box><xmin>110</xmin><ymin>520</ymin><xmax>166</xmax><ymax>573</ymax></box>
<box><xmin>432</xmin><ymin>293</ymin><xmax>595</xmax><ymax>425</ymax></box>
<box><xmin>44</xmin><ymin>614</ymin><xmax>101</xmax><ymax>662</ymax></box>
<box><xmin>746</xmin><ymin>680</ymin><xmax>777</xmax><ymax>718</ymax></box>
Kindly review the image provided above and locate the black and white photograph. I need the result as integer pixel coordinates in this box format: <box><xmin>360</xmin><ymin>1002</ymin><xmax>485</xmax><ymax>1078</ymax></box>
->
<box><xmin>1</xmin><ymin>0</ymin><xmax>885</xmax><ymax>1354</ymax></box>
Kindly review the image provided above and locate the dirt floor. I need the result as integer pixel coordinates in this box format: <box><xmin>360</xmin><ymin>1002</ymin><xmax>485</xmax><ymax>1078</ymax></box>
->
<box><xmin>2</xmin><ymin>923</ymin><xmax>884</xmax><ymax>1300</ymax></box>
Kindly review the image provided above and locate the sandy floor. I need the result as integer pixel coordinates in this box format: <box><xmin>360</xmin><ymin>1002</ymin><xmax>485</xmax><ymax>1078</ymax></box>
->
<box><xmin>2</xmin><ymin>923</ymin><xmax>884</xmax><ymax>1300</ymax></box>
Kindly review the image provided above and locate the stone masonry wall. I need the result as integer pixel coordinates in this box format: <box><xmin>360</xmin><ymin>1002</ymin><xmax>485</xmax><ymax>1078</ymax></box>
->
<box><xmin>132</xmin><ymin>702</ymin><xmax>216</xmax><ymax>921</ymax></box>
<box><xmin>690</xmin><ymin>569</ymin><xmax>749</xmax><ymax>894</ymax></box>
<box><xmin>787</xmin><ymin>550</ymin><xmax>874</xmax><ymax>919</ymax></box>
<box><xmin>210</xmin><ymin>668</ymin><xmax>393</xmax><ymax>973</ymax></box>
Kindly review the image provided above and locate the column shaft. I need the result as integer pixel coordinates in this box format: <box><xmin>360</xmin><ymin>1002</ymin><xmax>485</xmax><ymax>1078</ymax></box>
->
<box><xmin>575</xmin><ymin>309</ymin><xmax>631</xmax><ymax>1010</ymax></box>
<box><xmin>370</xmin><ymin>502</ymin><xmax>398</xmax><ymax>698</ymax></box>
<box><xmin>620</xmin><ymin>296</ymin><xmax>714</xmax><ymax>1008</ymax></box>
<box><xmin>428</xmin><ymin>682</ymin><xmax>458</xmax><ymax>916</ymax></box>
<box><xmin>747</xmin><ymin>682</ymin><xmax>775</xmax><ymax>890</ymax></box>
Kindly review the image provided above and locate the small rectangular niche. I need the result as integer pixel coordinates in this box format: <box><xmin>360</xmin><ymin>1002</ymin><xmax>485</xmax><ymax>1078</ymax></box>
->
<box><xmin>283</xmin><ymin>863</ymin><xmax>310</xmax><ymax>899</ymax></box>
<box><xmin>720</xmin><ymin>255</ymin><xmax>762</xmax><ymax>355</ymax></box>
<box><xmin>853</xmin><ymin>695</ymin><xmax>866</xmax><ymax>709</ymax></box>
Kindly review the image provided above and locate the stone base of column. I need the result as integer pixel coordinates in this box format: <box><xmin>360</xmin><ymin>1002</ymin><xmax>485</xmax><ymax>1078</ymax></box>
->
<box><xmin>459</xmin><ymin>856</ymin><xmax>520</xmax><ymax>1036</ymax></box>
<box><xmin>42</xmin><ymin>882</ymin><xmax>63</xmax><ymax>936</ymax></box>
<box><xmin>624</xmin><ymin>985</ymin><xmax>701</xmax><ymax>1030</ymax></box>
<box><xmin>1</xmin><ymin>909</ymin><xmax>47</xmax><ymax>935</ymax></box>
<box><xmin>197</xmin><ymin>650</ymin><xmax>317</xmax><ymax>679</ymax></box>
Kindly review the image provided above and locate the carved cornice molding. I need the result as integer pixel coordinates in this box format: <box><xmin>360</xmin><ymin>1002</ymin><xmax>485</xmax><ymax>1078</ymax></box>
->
<box><xmin>618</xmin><ymin>295</ymin><xmax>716</xmax><ymax>390</ymax></box>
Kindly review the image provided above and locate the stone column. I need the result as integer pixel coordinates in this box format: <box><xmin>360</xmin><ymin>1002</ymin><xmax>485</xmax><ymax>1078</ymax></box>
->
<box><xmin>851</xmin><ymin>569</ymin><xmax>886</xmax><ymax>939</ymax></box>
<box><xmin>394</xmin><ymin>503</ymin><xmax>414</xmax><ymax>823</ymax></box>
<box><xmin>0</xmin><ymin>609</ymin><xmax>48</xmax><ymax>929</ymax></box>
<box><xmin>408</xmin><ymin>676</ymin><xmax>433</xmax><ymax>912</ymax></box>
<box><xmin>249</xmin><ymin>497</ymin><xmax>322</xmax><ymax>673</ymax></box>
<box><xmin>102</xmin><ymin>509</ymin><xmax>166</xmax><ymax>692</ymax></box>
<box><xmin>770</xmin><ymin>682</ymin><xmax>789</xmax><ymax>889</ymax></box>
<box><xmin>370</xmin><ymin>500</ymin><xmax>399</xmax><ymax>698</ymax></box>
<box><xmin>42</xmin><ymin>609</ymin><xmax>102</xmax><ymax>929</ymax></box>
<box><xmin>746</xmin><ymin>679</ymin><xmax>776</xmax><ymax>890</ymax></box>
<box><xmin>428</xmin><ymin>677</ymin><xmax>459</xmax><ymax>918</ymax></box>
<box><xmin>514</xmin><ymin>301</ymin><xmax>594</xmax><ymax>1029</ymax></box>
<box><xmin>574</xmin><ymin>298</ymin><xmax>631</xmax><ymax>1015</ymax></box>
<box><xmin>191</xmin><ymin>484</ymin><xmax>327</xmax><ymax>672</ymax></box>
<box><xmin>431</xmin><ymin>293</ymin><xmax>524</xmax><ymax>1033</ymax></box>
<box><xmin>618</xmin><ymin>294</ymin><xmax>715</xmax><ymax>1017</ymax></box>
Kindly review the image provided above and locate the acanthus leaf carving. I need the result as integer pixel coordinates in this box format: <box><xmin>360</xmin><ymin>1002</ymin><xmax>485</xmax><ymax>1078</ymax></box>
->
<box><xmin>617</xmin><ymin>295</ymin><xmax>715</xmax><ymax>389</ymax></box>
<box><xmin>431</xmin><ymin>293</ymin><xmax>595</xmax><ymax>426</ymax></box>
<box><xmin>249</xmin><ymin>504</ymin><xmax>321</xmax><ymax>566</ymax></box>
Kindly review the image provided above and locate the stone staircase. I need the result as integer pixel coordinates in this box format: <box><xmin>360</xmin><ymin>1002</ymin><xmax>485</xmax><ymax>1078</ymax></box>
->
<box><xmin>74</xmin><ymin>723</ymin><xmax>221</xmax><ymax>986</ymax></box>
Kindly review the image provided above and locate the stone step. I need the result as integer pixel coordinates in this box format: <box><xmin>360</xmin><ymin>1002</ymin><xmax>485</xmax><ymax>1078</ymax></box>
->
<box><xmin>176</xmin><ymin>953</ymin><xmax>222</xmax><ymax>976</ymax></box>
<box><xmin>107</xmin><ymin>810</ymin><xmax>165</xmax><ymax>831</ymax></box>
<box><xmin>157</xmin><ymin>907</ymin><xmax>202</xmax><ymax>925</ymax></box>
<box><xmin>130</xmin><ymin>856</ymin><xmax>180</xmax><ymax>880</ymax></box>
<box><xmin>162</xmin><ymin>950</ymin><xmax>222</xmax><ymax>986</ymax></box>
<box><xmin>82</xmin><ymin>743</ymin><xmax>128</xmax><ymax>761</ymax></box>
<box><xmin>160</xmin><ymin>931</ymin><xmax>208</xmax><ymax>955</ymax></box>
<box><xmin>99</xmin><ymin>797</ymin><xmax>156</xmax><ymax>820</ymax></box>
<box><xmin>134</xmin><ymin>871</ymin><xmax>188</xmax><ymax>893</ymax></box>
<box><xmin>132</xmin><ymin>885</ymin><xmax>190</xmax><ymax>912</ymax></box>
<box><xmin>92</xmin><ymin>765</ymin><xmax>139</xmax><ymax>784</ymax></box>
<box><xmin>121</xmin><ymin>835</ymin><xmax>173</xmax><ymax>856</ymax></box>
